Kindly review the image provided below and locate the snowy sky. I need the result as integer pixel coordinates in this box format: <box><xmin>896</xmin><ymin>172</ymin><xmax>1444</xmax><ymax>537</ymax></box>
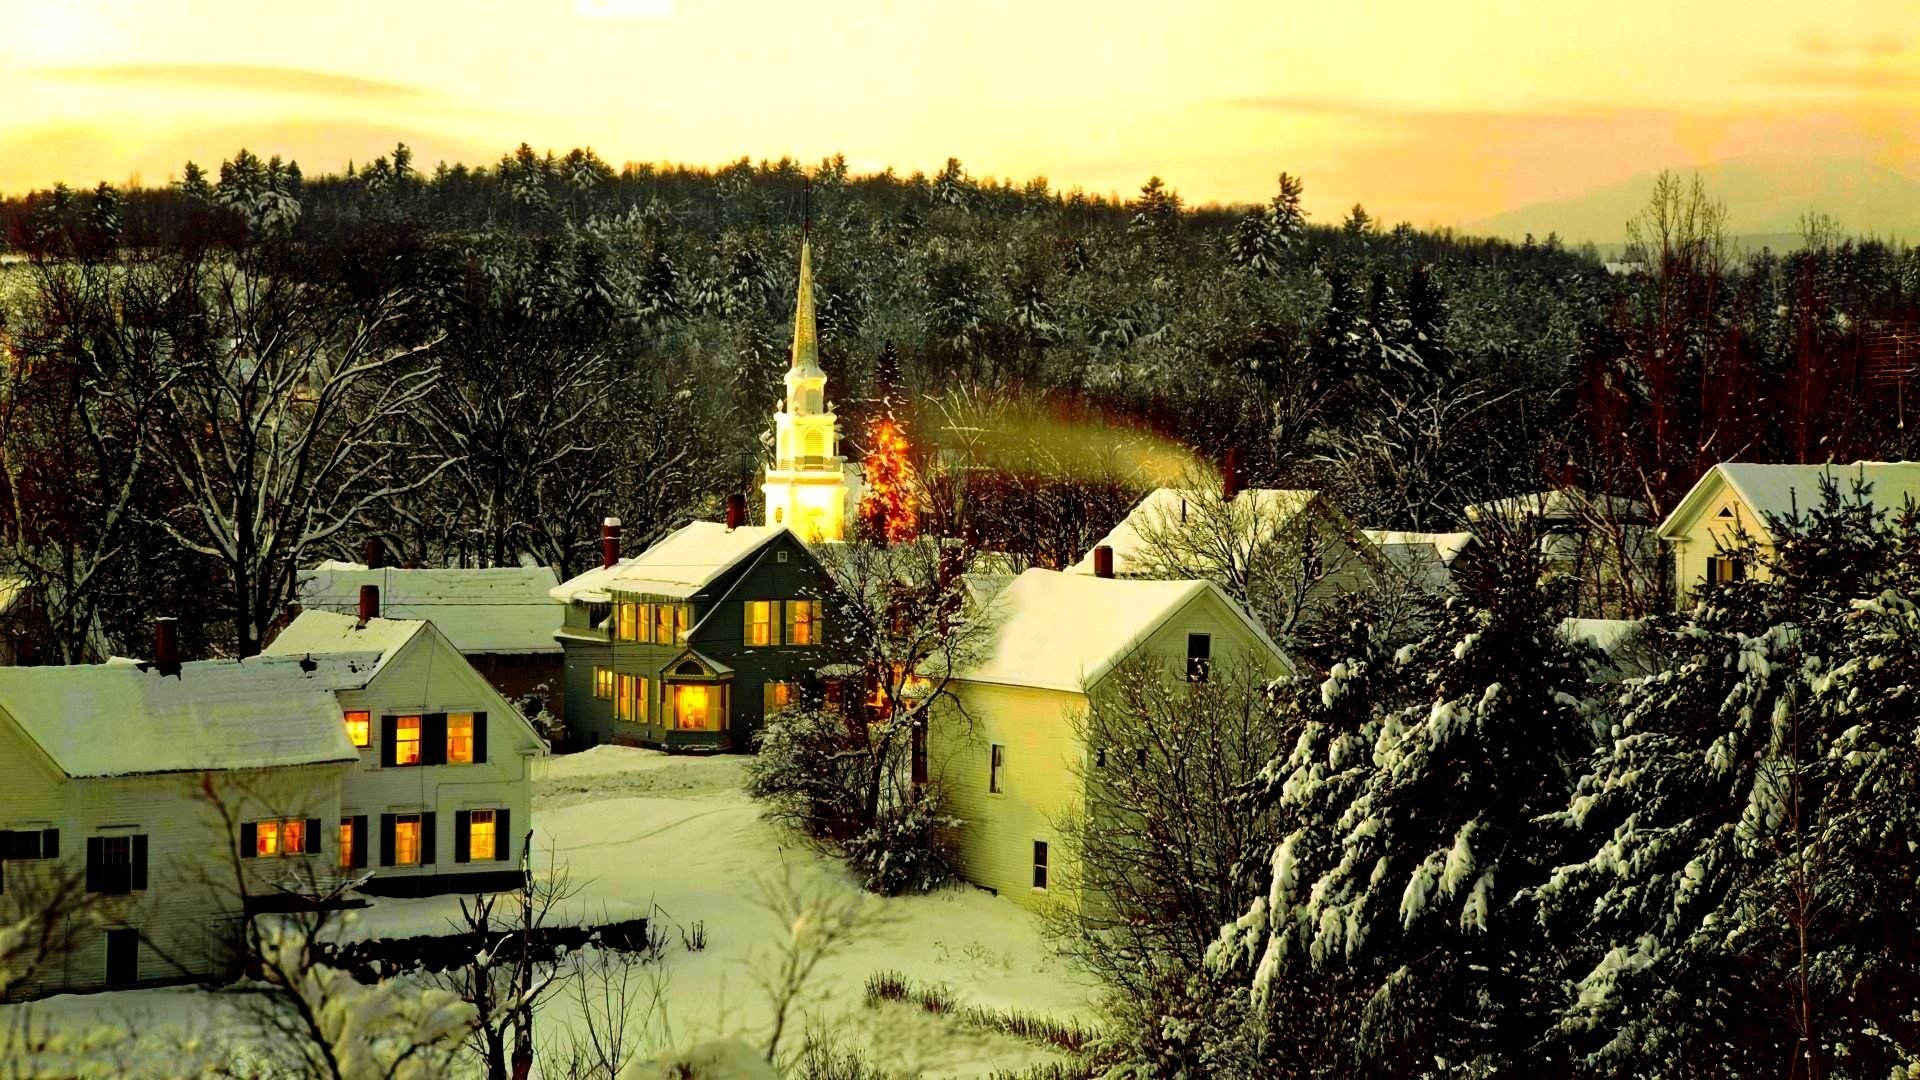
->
<box><xmin>2</xmin><ymin>0</ymin><xmax>1916</xmax><ymax>227</ymax></box>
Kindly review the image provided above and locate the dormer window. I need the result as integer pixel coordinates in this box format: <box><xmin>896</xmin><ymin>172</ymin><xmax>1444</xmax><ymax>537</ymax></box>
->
<box><xmin>447</xmin><ymin>713</ymin><xmax>475</xmax><ymax>764</ymax></box>
<box><xmin>394</xmin><ymin>716</ymin><xmax>422</xmax><ymax>766</ymax></box>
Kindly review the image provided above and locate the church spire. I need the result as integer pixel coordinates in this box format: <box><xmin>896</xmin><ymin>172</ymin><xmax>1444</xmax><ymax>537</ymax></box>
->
<box><xmin>789</xmin><ymin>239</ymin><xmax>823</xmax><ymax>376</ymax></box>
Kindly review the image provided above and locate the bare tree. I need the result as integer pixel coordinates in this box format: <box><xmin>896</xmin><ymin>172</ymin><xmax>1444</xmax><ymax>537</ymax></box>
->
<box><xmin>746</xmin><ymin>861</ymin><xmax>877</xmax><ymax>1064</ymax></box>
<box><xmin>142</xmin><ymin>248</ymin><xmax>450</xmax><ymax>655</ymax></box>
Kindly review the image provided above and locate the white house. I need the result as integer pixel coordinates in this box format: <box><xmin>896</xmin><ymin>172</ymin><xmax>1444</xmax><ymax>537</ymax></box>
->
<box><xmin>1360</xmin><ymin>530</ymin><xmax>1480</xmax><ymax>594</ymax></box>
<box><xmin>1656</xmin><ymin>461</ymin><xmax>1920</xmax><ymax>606</ymax></box>
<box><xmin>295</xmin><ymin>562</ymin><xmax>566</xmax><ymax>717</ymax></box>
<box><xmin>263</xmin><ymin>607</ymin><xmax>547</xmax><ymax>898</ymax></box>
<box><xmin>0</xmin><ymin>644</ymin><xmax>360</xmax><ymax>998</ymax></box>
<box><xmin>928</xmin><ymin>567</ymin><xmax>1295</xmax><ymax>910</ymax></box>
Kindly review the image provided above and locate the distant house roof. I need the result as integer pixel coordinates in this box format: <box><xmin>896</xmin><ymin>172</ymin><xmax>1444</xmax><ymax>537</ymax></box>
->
<box><xmin>550</xmin><ymin>522</ymin><xmax>791</xmax><ymax>604</ymax></box>
<box><xmin>1466</xmin><ymin>489</ymin><xmax>1651</xmax><ymax>524</ymax></box>
<box><xmin>1657</xmin><ymin>461</ymin><xmax>1920</xmax><ymax>541</ymax></box>
<box><xmin>1362</xmin><ymin>530</ymin><xmax>1478</xmax><ymax>591</ymax></box>
<box><xmin>957</xmin><ymin>568</ymin><xmax>1292</xmax><ymax>694</ymax></box>
<box><xmin>1068</xmin><ymin>488</ymin><xmax>1322</xmax><ymax>577</ymax></box>
<box><xmin>0</xmin><ymin>655</ymin><xmax>370</xmax><ymax>778</ymax></box>
<box><xmin>263</xmin><ymin>609</ymin><xmax>429</xmax><ymax>673</ymax></box>
<box><xmin>297</xmin><ymin>564</ymin><xmax>563</xmax><ymax>655</ymax></box>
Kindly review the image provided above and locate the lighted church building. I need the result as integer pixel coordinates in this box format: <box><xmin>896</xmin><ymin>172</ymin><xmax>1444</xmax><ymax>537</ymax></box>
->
<box><xmin>548</xmin><ymin>239</ymin><xmax>857</xmax><ymax>752</ymax></box>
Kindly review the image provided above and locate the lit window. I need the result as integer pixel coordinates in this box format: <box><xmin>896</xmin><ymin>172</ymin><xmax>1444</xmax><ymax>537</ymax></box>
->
<box><xmin>655</xmin><ymin>604</ymin><xmax>674</xmax><ymax>643</ymax></box>
<box><xmin>615</xmin><ymin>674</ymin><xmax>640</xmax><ymax>721</ymax></box>
<box><xmin>674</xmin><ymin>684</ymin><xmax>712</xmax><ymax>730</ymax></box>
<box><xmin>764</xmin><ymin>681</ymin><xmax>792</xmax><ymax>713</ymax></box>
<box><xmin>339</xmin><ymin>820</ymin><xmax>353</xmax><ymax>870</ymax></box>
<box><xmin>989</xmin><ymin>744</ymin><xmax>1005</xmax><ymax>794</ymax></box>
<box><xmin>785</xmin><ymin>600</ymin><xmax>819</xmax><ymax>646</ymax></box>
<box><xmin>675</xmin><ymin>604</ymin><xmax>690</xmax><ymax>639</ymax></box>
<box><xmin>1033</xmin><ymin>840</ymin><xmax>1049</xmax><ymax>891</ymax></box>
<box><xmin>447</xmin><ymin>713</ymin><xmax>474</xmax><ymax>764</ymax></box>
<box><xmin>395</xmin><ymin>716</ymin><xmax>422</xmax><ymax>766</ymax></box>
<box><xmin>344</xmin><ymin>711</ymin><xmax>370</xmax><ymax>748</ymax></box>
<box><xmin>1707</xmin><ymin>556</ymin><xmax>1745</xmax><ymax>584</ymax></box>
<box><xmin>745</xmin><ymin>601</ymin><xmax>778</xmax><ymax>646</ymax></box>
<box><xmin>253</xmin><ymin>818</ymin><xmax>306</xmax><ymax>858</ymax></box>
<box><xmin>394</xmin><ymin>815</ymin><xmax>422</xmax><ymax>866</ymax></box>
<box><xmin>469</xmin><ymin>810</ymin><xmax>496</xmax><ymax>861</ymax></box>
<box><xmin>594</xmin><ymin>667</ymin><xmax>614</xmax><ymax>699</ymax></box>
<box><xmin>617</xmin><ymin>602</ymin><xmax>641</xmax><ymax>641</ymax></box>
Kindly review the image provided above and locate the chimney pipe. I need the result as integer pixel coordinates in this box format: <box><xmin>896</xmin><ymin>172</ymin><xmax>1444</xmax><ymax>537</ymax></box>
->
<box><xmin>153</xmin><ymin>617</ymin><xmax>179</xmax><ymax>677</ymax></box>
<box><xmin>358</xmin><ymin>584</ymin><xmax>380</xmax><ymax>624</ymax></box>
<box><xmin>601</xmin><ymin>517</ymin><xmax>622</xmax><ymax>569</ymax></box>
<box><xmin>1093</xmin><ymin>544</ymin><xmax>1115</xmax><ymax>579</ymax></box>
<box><xmin>725</xmin><ymin>493</ymin><xmax>746</xmax><ymax>532</ymax></box>
<box><xmin>1222</xmin><ymin>448</ymin><xmax>1241</xmax><ymax>502</ymax></box>
<box><xmin>361</xmin><ymin>536</ymin><xmax>385</xmax><ymax>570</ymax></box>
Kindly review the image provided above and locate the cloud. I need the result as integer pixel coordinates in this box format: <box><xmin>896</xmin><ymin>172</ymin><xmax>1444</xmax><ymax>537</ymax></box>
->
<box><xmin>1762</xmin><ymin>62</ymin><xmax>1920</xmax><ymax>93</ymax></box>
<box><xmin>37</xmin><ymin>64</ymin><xmax>425</xmax><ymax>101</ymax></box>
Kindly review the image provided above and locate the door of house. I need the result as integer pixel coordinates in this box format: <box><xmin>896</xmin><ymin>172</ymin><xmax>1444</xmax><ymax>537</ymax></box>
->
<box><xmin>105</xmin><ymin>928</ymin><xmax>139</xmax><ymax>986</ymax></box>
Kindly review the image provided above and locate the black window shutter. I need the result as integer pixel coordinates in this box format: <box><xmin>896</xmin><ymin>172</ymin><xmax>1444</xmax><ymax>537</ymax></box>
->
<box><xmin>420</xmin><ymin>812</ymin><xmax>437</xmax><ymax>865</ymax></box>
<box><xmin>131</xmin><ymin>835</ymin><xmax>148</xmax><ymax>891</ymax></box>
<box><xmin>380</xmin><ymin>717</ymin><xmax>398</xmax><ymax>768</ymax></box>
<box><xmin>423</xmin><ymin>714</ymin><xmax>448</xmax><ymax>766</ymax></box>
<box><xmin>306</xmin><ymin>819</ymin><xmax>322</xmax><ymax>855</ymax></box>
<box><xmin>379</xmin><ymin>814</ymin><xmax>396</xmax><ymax>867</ymax></box>
<box><xmin>453</xmin><ymin>811</ymin><xmax>471</xmax><ymax>864</ymax></box>
<box><xmin>0</xmin><ymin>830</ymin><xmax>15</xmax><ymax>859</ymax></box>
<box><xmin>41</xmin><ymin>828</ymin><xmax>57</xmax><ymax>860</ymax></box>
<box><xmin>496</xmin><ymin>808</ymin><xmax>511</xmax><ymax>862</ymax></box>
<box><xmin>351</xmin><ymin>816</ymin><xmax>368</xmax><ymax>869</ymax></box>
<box><xmin>240</xmin><ymin>822</ymin><xmax>257</xmax><ymax>858</ymax></box>
<box><xmin>473</xmin><ymin>713</ymin><xmax>488</xmax><ymax>764</ymax></box>
<box><xmin>86</xmin><ymin>837</ymin><xmax>103</xmax><ymax>892</ymax></box>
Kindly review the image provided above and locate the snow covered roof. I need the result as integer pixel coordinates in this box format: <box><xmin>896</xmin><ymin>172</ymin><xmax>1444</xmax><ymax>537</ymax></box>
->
<box><xmin>1362</xmin><ymin>530</ymin><xmax>1478</xmax><ymax>592</ymax></box>
<box><xmin>0</xmin><ymin>654</ymin><xmax>370</xmax><ymax>778</ymax></box>
<box><xmin>1068</xmin><ymin>487</ymin><xmax>1320</xmax><ymax>577</ymax></box>
<box><xmin>1465</xmin><ymin>489</ymin><xmax>1651</xmax><ymax>524</ymax></box>
<box><xmin>1658</xmin><ymin>461</ymin><xmax>1920</xmax><ymax>540</ymax></box>
<box><xmin>958</xmin><ymin>568</ymin><xmax>1289</xmax><ymax>694</ymax></box>
<box><xmin>550</xmin><ymin>522</ymin><xmax>791</xmax><ymax>603</ymax></box>
<box><xmin>262</xmin><ymin>610</ymin><xmax>427</xmax><ymax>673</ymax></box>
<box><xmin>1559</xmin><ymin>617</ymin><xmax>1643</xmax><ymax>654</ymax></box>
<box><xmin>296</xmin><ymin>565</ymin><xmax>563</xmax><ymax>655</ymax></box>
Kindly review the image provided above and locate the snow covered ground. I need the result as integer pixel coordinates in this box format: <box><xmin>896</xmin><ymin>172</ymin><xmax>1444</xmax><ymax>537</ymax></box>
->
<box><xmin>3</xmin><ymin>746</ymin><xmax>1098</xmax><ymax>1077</ymax></box>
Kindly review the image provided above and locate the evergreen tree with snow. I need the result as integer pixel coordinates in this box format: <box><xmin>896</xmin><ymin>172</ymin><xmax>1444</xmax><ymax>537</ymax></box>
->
<box><xmin>1537</xmin><ymin>481</ymin><xmax>1920</xmax><ymax>1077</ymax></box>
<box><xmin>1214</xmin><ymin>527</ymin><xmax>1596</xmax><ymax>1075</ymax></box>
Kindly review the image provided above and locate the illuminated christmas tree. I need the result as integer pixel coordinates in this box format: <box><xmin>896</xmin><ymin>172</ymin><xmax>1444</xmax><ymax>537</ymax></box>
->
<box><xmin>858</xmin><ymin>341</ymin><xmax>918</xmax><ymax>543</ymax></box>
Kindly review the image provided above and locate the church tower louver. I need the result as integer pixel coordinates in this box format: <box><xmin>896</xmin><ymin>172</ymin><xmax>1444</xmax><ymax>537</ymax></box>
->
<box><xmin>762</xmin><ymin>240</ymin><xmax>851</xmax><ymax>542</ymax></box>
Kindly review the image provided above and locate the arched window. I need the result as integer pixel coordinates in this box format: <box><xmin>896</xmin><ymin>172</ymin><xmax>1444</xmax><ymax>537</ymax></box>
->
<box><xmin>803</xmin><ymin>428</ymin><xmax>826</xmax><ymax>463</ymax></box>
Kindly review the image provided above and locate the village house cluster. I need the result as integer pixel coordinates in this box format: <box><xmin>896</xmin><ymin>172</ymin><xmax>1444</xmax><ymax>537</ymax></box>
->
<box><xmin>3</xmin><ymin>239</ymin><xmax>1916</xmax><ymax>998</ymax></box>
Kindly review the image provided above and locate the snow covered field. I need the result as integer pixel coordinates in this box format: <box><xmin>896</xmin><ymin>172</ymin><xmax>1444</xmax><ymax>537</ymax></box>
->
<box><xmin>3</xmin><ymin>746</ymin><xmax>1097</xmax><ymax>1077</ymax></box>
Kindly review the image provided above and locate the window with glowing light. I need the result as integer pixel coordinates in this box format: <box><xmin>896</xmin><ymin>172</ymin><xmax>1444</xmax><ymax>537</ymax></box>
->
<box><xmin>616</xmin><ymin>602</ymin><xmax>641</xmax><ymax>641</ymax></box>
<box><xmin>784</xmin><ymin>600</ymin><xmax>819</xmax><ymax>645</ymax></box>
<box><xmin>447</xmin><ymin>713</ymin><xmax>475</xmax><ymax>764</ymax></box>
<box><xmin>615</xmin><ymin>674</ymin><xmax>643</xmax><ymax>722</ymax></box>
<box><xmin>764</xmin><ymin>681</ymin><xmax>792</xmax><ymax>714</ymax></box>
<box><xmin>393</xmin><ymin>815</ymin><xmax>423</xmax><ymax>866</ymax></box>
<box><xmin>251</xmin><ymin>818</ymin><xmax>308</xmax><ymax>858</ymax></box>
<box><xmin>468</xmin><ymin>810</ymin><xmax>496</xmax><ymax>861</ymax></box>
<box><xmin>394</xmin><ymin>716</ymin><xmax>422</xmax><ymax>766</ymax></box>
<box><xmin>343</xmin><ymin>710</ymin><xmax>370</xmax><ymax>748</ymax></box>
<box><xmin>672</xmin><ymin>683</ymin><xmax>726</xmax><ymax>731</ymax></box>
<box><xmin>339</xmin><ymin>820</ymin><xmax>353</xmax><ymax>869</ymax></box>
<box><xmin>745</xmin><ymin>601</ymin><xmax>778</xmax><ymax>646</ymax></box>
<box><xmin>593</xmin><ymin>667</ymin><xmax>614</xmax><ymax>699</ymax></box>
<box><xmin>655</xmin><ymin>603</ymin><xmax>674</xmax><ymax>643</ymax></box>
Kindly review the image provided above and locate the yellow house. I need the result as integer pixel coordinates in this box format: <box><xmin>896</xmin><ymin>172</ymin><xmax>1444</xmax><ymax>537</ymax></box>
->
<box><xmin>928</xmin><ymin>568</ymin><xmax>1295</xmax><ymax>910</ymax></box>
<box><xmin>1657</xmin><ymin>461</ymin><xmax>1920</xmax><ymax>606</ymax></box>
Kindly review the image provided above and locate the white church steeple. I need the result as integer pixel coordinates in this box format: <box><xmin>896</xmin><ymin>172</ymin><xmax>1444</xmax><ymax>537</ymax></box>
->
<box><xmin>762</xmin><ymin>239</ymin><xmax>851</xmax><ymax>542</ymax></box>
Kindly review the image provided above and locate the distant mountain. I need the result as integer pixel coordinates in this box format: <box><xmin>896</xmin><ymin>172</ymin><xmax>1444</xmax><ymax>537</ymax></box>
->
<box><xmin>1469</xmin><ymin>154</ymin><xmax>1920</xmax><ymax>250</ymax></box>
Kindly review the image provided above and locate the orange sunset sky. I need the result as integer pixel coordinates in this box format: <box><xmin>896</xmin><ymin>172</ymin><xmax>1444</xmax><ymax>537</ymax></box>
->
<box><xmin>1</xmin><ymin>0</ymin><xmax>1916</xmax><ymax>228</ymax></box>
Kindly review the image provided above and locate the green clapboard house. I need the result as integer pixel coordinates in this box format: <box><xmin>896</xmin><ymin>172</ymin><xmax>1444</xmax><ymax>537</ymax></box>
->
<box><xmin>548</xmin><ymin>513</ymin><xmax>850</xmax><ymax>752</ymax></box>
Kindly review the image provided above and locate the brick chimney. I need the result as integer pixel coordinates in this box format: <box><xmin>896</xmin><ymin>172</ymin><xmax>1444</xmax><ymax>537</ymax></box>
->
<box><xmin>362</xmin><ymin>536</ymin><xmax>386</xmax><ymax>570</ymax></box>
<box><xmin>153</xmin><ymin>617</ymin><xmax>180</xmax><ymax>677</ymax></box>
<box><xmin>1222</xmin><ymin>447</ymin><xmax>1241</xmax><ymax>502</ymax></box>
<box><xmin>1093</xmin><ymin>544</ymin><xmax>1115</xmax><ymax>579</ymax></box>
<box><xmin>358</xmin><ymin>584</ymin><xmax>380</xmax><ymax>624</ymax></box>
<box><xmin>601</xmin><ymin>517</ymin><xmax>622</xmax><ymax>569</ymax></box>
<box><xmin>725</xmin><ymin>493</ymin><xmax>746</xmax><ymax>532</ymax></box>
